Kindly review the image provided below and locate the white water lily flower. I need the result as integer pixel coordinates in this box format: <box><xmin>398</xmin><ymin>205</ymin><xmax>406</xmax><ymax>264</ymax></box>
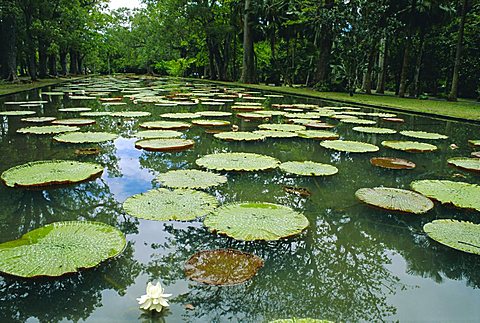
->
<box><xmin>137</xmin><ymin>282</ymin><xmax>172</xmax><ymax>312</ymax></box>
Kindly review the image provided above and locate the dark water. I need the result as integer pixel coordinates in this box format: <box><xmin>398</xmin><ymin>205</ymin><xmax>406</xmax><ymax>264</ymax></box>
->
<box><xmin>0</xmin><ymin>77</ymin><xmax>479</xmax><ymax>322</ymax></box>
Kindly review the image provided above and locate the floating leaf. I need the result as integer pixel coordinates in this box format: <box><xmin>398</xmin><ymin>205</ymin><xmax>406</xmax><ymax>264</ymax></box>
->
<box><xmin>75</xmin><ymin>147</ymin><xmax>100</xmax><ymax>155</ymax></box>
<box><xmin>382</xmin><ymin>140</ymin><xmax>437</xmax><ymax>152</ymax></box>
<box><xmin>123</xmin><ymin>188</ymin><xmax>218</xmax><ymax>221</ymax></box>
<box><xmin>17</xmin><ymin>125</ymin><xmax>80</xmax><ymax>135</ymax></box>
<box><xmin>355</xmin><ymin>187</ymin><xmax>433</xmax><ymax>214</ymax></box>
<box><xmin>1</xmin><ymin>160</ymin><xmax>103</xmax><ymax>188</ymax></box>
<box><xmin>423</xmin><ymin>219</ymin><xmax>480</xmax><ymax>255</ymax></box>
<box><xmin>447</xmin><ymin>157</ymin><xmax>480</xmax><ymax>172</ymax></box>
<box><xmin>58</xmin><ymin>107</ymin><xmax>91</xmax><ymax>112</ymax></box>
<box><xmin>382</xmin><ymin>117</ymin><xmax>404</xmax><ymax>123</ymax></box>
<box><xmin>370</xmin><ymin>157</ymin><xmax>416</xmax><ymax>169</ymax></box>
<box><xmin>135</xmin><ymin>138</ymin><xmax>194</xmax><ymax>152</ymax></box>
<box><xmin>80</xmin><ymin>111</ymin><xmax>113</xmax><ymax>117</ymax></box>
<box><xmin>472</xmin><ymin>151</ymin><xmax>480</xmax><ymax>158</ymax></box>
<box><xmin>320</xmin><ymin>140</ymin><xmax>379</xmax><ymax>153</ymax></box>
<box><xmin>196</xmin><ymin>152</ymin><xmax>279</xmax><ymax>171</ymax></box>
<box><xmin>269</xmin><ymin>319</ymin><xmax>333</xmax><ymax>323</ymax></box>
<box><xmin>305</xmin><ymin>122</ymin><xmax>335</xmax><ymax>129</ymax></box>
<box><xmin>340</xmin><ymin>118</ymin><xmax>376</xmax><ymax>125</ymax></box>
<box><xmin>0</xmin><ymin>110</ymin><xmax>36</xmax><ymax>116</ymax></box>
<box><xmin>204</xmin><ymin>202</ymin><xmax>309</xmax><ymax>241</ymax></box>
<box><xmin>160</xmin><ymin>112</ymin><xmax>201</xmax><ymax>119</ymax></box>
<box><xmin>192</xmin><ymin>119</ymin><xmax>231</xmax><ymax>127</ymax></box>
<box><xmin>0</xmin><ymin>221</ymin><xmax>126</xmax><ymax>278</ymax></box>
<box><xmin>196</xmin><ymin>111</ymin><xmax>232</xmax><ymax>117</ymax></box>
<box><xmin>20</xmin><ymin>117</ymin><xmax>56</xmax><ymax>123</ymax></box>
<box><xmin>236</xmin><ymin>113</ymin><xmax>269</xmax><ymax>119</ymax></box>
<box><xmin>214</xmin><ymin>131</ymin><xmax>265</xmax><ymax>141</ymax></box>
<box><xmin>134</xmin><ymin>130</ymin><xmax>183</xmax><ymax>139</ymax></box>
<box><xmin>253</xmin><ymin>130</ymin><xmax>298</xmax><ymax>138</ymax></box>
<box><xmin>54</xmin><ymin>132</ymin><xmax>118</xmax><ymax>144</ymax></box>
<box><xmin>140</xmin><ymin>121</ymin><xmax>191</xmax><ymax>130</ymax></box>
<box><xmin>296</xmin><ymin>130</ymin><xmax>339</xmax><ymax>140</ymax></box>
<box><xmin>283</xmin><ymin>186</ymin><xmax>311</xmax><ymax>197</ymax></box>
<box><xmin>400</xmin><ymin>130</ymin><xmax>448</xmax><ymax>140</ymax></box>
<box><xmin>52</xmin><ymin>118</ymin><xmax>96</xmax><ymax>126</ymax></box>
<box><xmin>279</xmin><ymin>161</ymin><xmax>338</xmax><ymax>176</ymax></box>
<box><xmin>258</xmin><ymin>124</ymin><xmax>305</xmax><ymax>132</ymax></box>
<box><xmin>469</xmin><ymin>140</ymin><xmax>480</xmax><ymax>146</ymax></box>
<box><xmin>111</xmin><ymin>111</ymin><xmax>151</xmax><ymax>118</ymax></box>
<box><xmin>184</xmin><ymin>249</ymin><xmax>264</xmax><ymax>285</ymax></box>
<box><xmin>352</xmin><ymin>126</ymin><xmax>396</xmax><ymax>134</ymax></box>
<box><xmin>411</xmin><ymin>180</ymin><xmax>480</xmax><ymax>211</ymax></box>
<box><xmin>156</xmin><ymin>169</ymin><xmax>227</xmax><ymax>189</ymax></box>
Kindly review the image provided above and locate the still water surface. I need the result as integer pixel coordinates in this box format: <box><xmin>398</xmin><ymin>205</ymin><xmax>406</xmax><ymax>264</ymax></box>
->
<box><xmin>0</xmin><ymin>77</ymin><xmax>479</xmax><ymax>322</ymax></box>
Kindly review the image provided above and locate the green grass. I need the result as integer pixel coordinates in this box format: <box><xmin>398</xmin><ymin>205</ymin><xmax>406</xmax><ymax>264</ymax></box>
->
<box><xmin>0</xmin><ymin>76</ymin><xmax>88</xmax><ymax>96</ymax></box>
<box><xmin>197</xmin><ymin>79</ymin><xmax>480</xmax><ymax>122</ymax></box>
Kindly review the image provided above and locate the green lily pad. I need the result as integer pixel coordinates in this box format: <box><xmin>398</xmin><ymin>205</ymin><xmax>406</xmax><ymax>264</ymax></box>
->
<box><xmin>54</xmin><ymin>131</ymin><xmax>118</xmax><ymax>144</ymax></box>
<box><xmin>196</xmin><ymin>152</ymin><xmax>279</xmax><ymax>171</ymax></box>
<box><xmin>355</xmin><ymin>187</ymin><xmax>433</xmax><ymax>214</ymax></box>
<box><xmin>258</xmin><ymin>124</ymin><xmax>306</xmax><ymax>132</ymax></box>
<box><xmin>214</xmin><ymin>131</ymin><xmax>265</xmax><ymax>141</ymax></box>
<box><xmin>472</xmin><ymin>151</ymin><xmax>480</xmax><ymax>158</ymax></box>
<box><xmin>320</xmin><ymin>140</ymin><xmax>379</xmax><ymax>153</ymax></box>
<box><xmin>423</xmin><ymin>219</ymin><xmax>480</xmax><ymax>255</ymax></box>
<box><xmin>279</xmin><ymin>161</ymin><xmax>338</xmax><ymax>176</ymax></box>
<box><xmin>305</xmin><ymin>122</ymin><xmax>335</xmax><ymax>129</ymax></box>
<box><xmin>0</xmin><ymin>110</ymin><xmax>36</xmax><ymax>116</ymax></box>
<box><xmin>156</xmin><ymin>169</ymin><xmax>227</xmax><ymax>189</ymax></box>
<box><xmin>341</xmin><ymin>118</ymin><xmax>376</xmax><ymax>125</ymax></box>
<box><xmin>204</xmin><ymin>202</ymin><xmax>309</xmax><ymax>241</ymax></box>
<box><xmin>411</xmin><ymin>180</ymin><xmax>480</xmax><ymax>211</ymax></box>
<box><xmin>140</xmin><ymin>121</ymin><xmax>191</xmax><ymax>130</ymax></box>
<box><xmin>236</xmin><ymin>112</ymin><xmax>269</xmax><ymax>119</ymax></box>
<box><xmin>469</xmin><ymin>140</ymin><xmax>480</xmax><ymax>146</ymax></box>
<box><xmin>196</xmin><ymin>111</ymin><xmax>232</xmax><ymax>117</ymax></box>
<box><xmin>123</xmin><ymin>188</ymin><xmax>218</xmax><ymax>221</ymax></box>
<box><xmin>58</xmin><ymin>107</ymin><xmax>92</xmax><ymax>112</ymax></box>
<box><xmin>192</xmin><ymin>119</ymin><xmax>231</xmax><ymax>127</ymax></box>
<box><xmin>52</xmin><ymin>118</ymin><xmax>96</xmax><ymax>126</ymax></box>
<box><xmin>184</xmin><ymin>249</ymin><xmax>264</xmax><ymax>285</ymax></box>
<box><xmin>135</xmin><ymin>138</ymin><xmax>194</xmax><ymax>152</ymax></box>
<box><xmin>1</xmin><ymin>160</ymin><xmax>103</xmax><ymax>188</ymax></box>
<box><xmin>17</xmin><ymin>125</ymin><xmax>81</xmax><ymax>135</ymax></box>
<box><xmin>20</xmin><ymin>116</ymin><xmax>56</xmax><ymax>123</ymax></box>
<box><xmin>370</xmin><ymin>157</ymin><xmax>416</xmax><ymax>169</ymax></box>
<box><xmin>253</xmin><ymin>130</ymin><xmax>298</xmax><ymax>138</ymax></box>
<box><xmin>269</xmin><ymin>319</ymin><xmax>333</xmax><ymax>323</ymax></box>
<box><xmin>352</xmin><ymin>126</ymin><xmax>396</xmax><ymax>134</ymax></box>
<box><xmin>80</xmin><ymin>111</ymin><xmax>113</xmax><ymax>117</ymax></box>
<box><xmin>0</xmin><ymin>221</ymin><xmax>126</xmax><ymax>278</ymax></box>
<box><xmin>134</xmin><ymin>130</ymin><xmax>183</xmax><ymax>139</ymax></box>
<box><xmin>382</xmin><ymin>140</ymin><xmax>437</xmax><ymax>152</ymax></box>
<box><xmin>448</xmin><ymin>157</ymin><xmax>480</xmax><ymax>172</ymax></box>
<box><xmin>296</xmin><ymin>130</ymin><xmax>339</xmax><ymax>140</ymax></box>
<box><xmin>400</xmin><ymin>130</ymin><xmax>448</xmax><ymax>140</ymax></box>
<box><xmin>111</xmin><ymin>111</ymin><xmax>151</xmax><ymax>118</ymax></box>
<box><xmin>160</xmin><ymin>112</ymin><xmax>201</xmax><ymax>119</ymax></box>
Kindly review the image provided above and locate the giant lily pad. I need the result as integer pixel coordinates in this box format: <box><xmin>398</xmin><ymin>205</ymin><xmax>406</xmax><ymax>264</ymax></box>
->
<box><xmin>0</xmin><ymin>221</ymin><xmax>126</xmax><ymax>278</ymax></box>
<box><xmin>58</xmin><ymin>107</ymin><xmax>91</xmax><ymax>112</ymax></box>
<box><xmin>355</xmin><ymin>187</ymin><xmax>433</xmax><ymax>214</ymax></box>
<box><xmin>258</xmin><ymin>124</ymin><xmax>306</xmax><ymax>132</ymax></box>
<box><xmin>382</xmin><ymin>140</ymin><xmax>437</xmax><ymax>152</ymax></box>
<box><xmin>135</xmin><ymin>138</ymin><xmax>194</xmax><ymax>152</ymax></box>
<box><xmin>140</xmin><ymin>121</ymin><xmax>191</xmax><ymax>130</ymax></box>
<box><xmin>80</xmin><ymin>111</ymin><xmax>113</xmax><ymax>117</ymax></box>
<box><xmin>1</xmin><ymin>160</ymin><xmax>103</xmax><ymax>188</ymax></box>
<box><xmin>411</xmin><ymin>180</ymin><xmax>480</xmax><ymax>211</ymax></box>
<box><xmin>320</xmin><ymin>140</ymin><xmax>379</xmax><ymax>153</ymax></box>
<box><xmin>54</xmin><ymin>131</ymin><xmax>118</xmax><ymax>144</ymax></box>
<box><xmin>400</xmin><ymin>130</ymin><xmax>448</xmax><ymax>140</ymax></box>
<box><xmin>279</xmin><ymin>161</ymin><xmax>338</xmax><ymax>176</ymax></box>
<box><xmin>21</xmin><ymin>117</ymin><xmax>56</xmax><ymax>123</ymax></box>
<box><xmin>123</xmin><ymin>188</ymin><xmax>218</xmax><ymax>221</ymax></box>
<box><xmin>192</xmin><ymin>119</ymin><xmax>231</xmax><ymax>127</ymax></box>
<box><xmin>196</xmin><ymin>152</ymin><xmax>279</xmax><ymax>171</ymax></box>
<box><xmin>296</xmin><ymin>130</ymin><xmax>339</xmax><ymax>140</ymax></box>
<box><xmin>469</xmin><ymin>140</ymin><xmax>480</xmax><ymax>146</ymax></box>
<box><xmin>196</xmin><ymin>111</ymin><xmax>232</xmax><ymax>117</ymax></box>
<box><xmin>134</xmin><ymin>130</ymin><xmax>183</xmax><ymax>139</ymax></box>
<box><xmin>423</xmin><ymin>219</ymin><xmax>480</xmax><ymax>255</ymax></box>
<box><xmin>447</xmin><ymin>157</ymin><xmax>480</xmax><ymax>172</ymax></box>
<box><xmin>111</xmin><ymin>111</ymin><xmax>151</xmax><ymax>118</ymax></box>
<box><xmin>156</xmin><ymin>169</ymin><xmax>227</xmax><ymax>189</ymax></box>
<box><xmin>204</xmin><ymin>202</ymin><xmax>309</xmax><ymax>241</ymax></box>
<box><xmin>184</xmin><ymin>249</ymin><xmax>263</xmax><ymax>285</ymax></box>
<box><xmin>0</xmin><ymin>110</ymin><xmax>36</xmax><ymax>116</ymax></box>
<box><xmin>352</xmin><ymin>126</ymin><xmax>396</xmax><ymax>134</ymax></box>
<box><xmin>214</xmin><ymin>131</ymin><xmax>265</xmax><ymax>141</ymax></box>
<box><xmin>17</xmin><ymin>125</ymin><xmax>81</xmax><ymax>135</ymax></box>
<box><xmin>253</xmin><ymin>130</ymin><xmax>298</xmax><ymax>138</ymax></box>
<box><xmin>52</xmin><ymin>118</ymin><xmax>96</xmax><ymax>126</ymax></box>
<box><xmin>341</xmin><ymin>118</ymin><xmax>376</xmax><ymax>125</ymax></box>
<box><xmin>160</xmin><ymin>112</ymin><xmax>201</xmax><ymax>119</ymax></box>
<box><xmin>269</xmin><ymin>319</ymin><xmax>333</xmax><ymax>323</ymax></box>
<box><xmin>370</xmin><ymin>157</ymin><xmax>416</xmax><ymax>169</ymax></box>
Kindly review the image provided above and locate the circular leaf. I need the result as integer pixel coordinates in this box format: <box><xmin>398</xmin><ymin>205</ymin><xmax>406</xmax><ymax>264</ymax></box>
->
<box><xmin>0</xmin><ymin>110</ymin><xmax>36</xmax><ymax>116</ymax></box>
<box><xmin>341</xmin><ymin>118</ymin><xmax>376</xmax><ymax>125</ymax></box>
<box><xmin>469</xmin><ymin>140</ymin><xmax>480</xmax><ymax>147</ymax></box>
<box><xmin>196</xmin><ymin>111</ymin><xmax>232</xmax><ymax>117</ymax></box>
<box><xmin>192</xmin><ymin>119</ymin><xmax>231</xmax><ymax>127</ymax></box>
<box><xmin>1</xmin><ymin>160</ymin><xmax>104</xmax><ymax>188</ymax></box>
<box><xmin>54</xmin><ymin>132</ymin><xmax>118</xmax><ymax>144</ymax></box>
<box><xmin>58</xmin><ymin>107</ymin><xmax>92</xmax><ymax>112</ymax></box>
<box><xmin>269</xmin><ymin>319</ymin><xmax>333</xmax><ymax>323</ymax></box>
<box><xmin>156</xmin><ymin>169</ymin><xmax>227</xmax><ymax>189</ymax></box>
<box><xmin>400</xmin><ymin>130</ymin><xmax>448</xmax><ymax>140</ymax></box>
<box><xmin>320</xmin><ymin>140</ymin><xmax>379</xmax><ymax>153</ymax></box>
<box><xmin>382</xmin><ymin>140</ymin><xmax>437</xmax><ymax>152</ymax></box>
<box><xmin>258</xmin><ymin>124</ymin><xmax>306</xmax><ymax>132</ymax></box>
<box><xmin>80</xmin><ymin>111</ymin><xmax>113</xmax><ymax>117</ymax></box>
<box><xmin>370</xmin><ymin>157</ymin><xmax>416</xmax><ymax>169</ymax></box>
<box><xmin>0</xmin><ymin>221</ymin><xmax>126</xmax><ymax>278</ymax></box>
<box><xmin>352</xmin><ymin>126</ymin><xmax>396</xmax><ymax>134</ymax></box>
<box><xmin>21</xmin><ymin>117</ymin><xmax>56</xmax><ymax>123</ymax></box>
<box><xmin>160</xmin><ymin>112</ymin><xmax>201</xmax><ymax>119</ymax></box>
<box><xmin>296</xmin><ymin>130</ymin><xmax>339</xmax><ymax>140</ymax></box>
<box><xmin>17</xmin><ymin>125</ymin><xmax>80</xmax><ymax>135</ymax></box>
<box><xmin>279</xmin><ymin>161</ymin><xmax>338</xmax><ymax>176</ymax></box>
<box><xmin>140</xmin><ymin>121</ymin><xmax>191</xmax><ymax>130</ymax></box>
<box><xmin>355</xmin><ymin>187</ymin><xmax>433</xmax><ymax>214</ymax></box>
<box><xmin>204</xmin><ymin>202</ymin><xmax>309</xmax><ymax>241</ymax></box>
<box><xmin>184</xmin><ymin>249</ymin><xmax>264</xmax><ymax>285</ymax></box>
<box><xmin>134</xmin><ymin>130</ymin><xmax>183</xmax><ymax>139</ymax></box>
<box><xmin>447</xmin><ymin>157</ymin><xmax>480</xmax><ymax>172</ymax></box>
<box><xmin>424</xmin><ymin>219</ymin><xmax>480</xmax><ymax>255</ymax></box>
<box><xmin>52</xmin><ymin>118</ymin><xmax>96</xmax><ymax>126</ymax></box>
<box><xmin>123</xmin><ymin>188</ymin><xmax>218</xmax><ymax>221</ymax></box>
<box><xmin>111</xmin><ymin>111</ymin><xmax>151</xmax><ymax>118</ymax></box>
<box><xmin>214</xmin><ymin>131</ymin><xmax>265</xmax><ymax>141</ymax></box>
<box><xmin>253</xmin><ymin>130</ymin><xmax>298</xmax><ymax>138</ymax></box>
<box><xmin>196</xmin><ymin>152</ymin><xmax>279</xmax><ymax>171</ymax></box>
<box><xmin>135</xmin><ymin>138</ymin><xmax>194</xmax><ymax>152</ymax></box>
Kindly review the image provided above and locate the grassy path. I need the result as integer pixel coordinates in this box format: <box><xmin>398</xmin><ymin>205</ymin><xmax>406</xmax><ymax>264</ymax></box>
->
<box><xmin>0</xmin><ymin>76</ymin><xmax>90</xmax><ymax>96</ymax></box>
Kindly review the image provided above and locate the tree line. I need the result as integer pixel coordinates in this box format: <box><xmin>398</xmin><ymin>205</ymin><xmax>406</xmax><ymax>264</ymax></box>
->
<box><xmin>1</xmin><ymin>0</ymin><xmax>479</xmax><ymax>100</ymax></box>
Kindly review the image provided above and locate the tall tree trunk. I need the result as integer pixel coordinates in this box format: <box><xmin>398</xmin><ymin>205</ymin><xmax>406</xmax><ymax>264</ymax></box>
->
<box><xmin>312</xmin><ymin>0</ymin><xmax>334</xmax><ymax>88</ymax></box>
<box><xmin>448</xmin><ymin>0</ymin><xmax>468</xmax><ymax>101</ymax></box>
<box><xmin>398</xmin><ymin>36</ymin><xmax>411</xmax><ymax>98</ymax></box>
<box><xmin>412</xmin><ymin>31</ymin><xmax>426</xmax><ymax>97</ymax></box>
<box><xmin>48</xmin><ymin>54</ymin><xmax>57</xmax><ymax>76</ymax></box>
<box><xmin>376</xmin><ymin>37</ymin><xmax>387</xmax><ymax>94</ymax></box>
<box><xmin>240</xmin><ymin>0</ymin><xmax>256</xmax><ymax>83</ymax></box>
<box><xmin>0</xmin><ymin>7</ymin><xmax>18</xmax><ymax>82</ymax></box>
<box><xmin>77</xmin><ymin>52</ymin><xmax>84</xmax><ymax>74</ymax></box>
<box><xmin>69</xmin><ymin>49</ymin><xmax>78</xmax><ymax>74</ymax></box>
<box><xmin>38</xmin><ymin>40</ymin><xmax>48</xmax><ymax>78</ymax></box>
<box><xmin>364</xmin><ymin>48</ymin><xmax>375</xmax><ymax>94</ymax></box>
<box><xmin>60</xmin><ymin>50</ymin><xmax>68</xmax><ymax>75</ymax></box>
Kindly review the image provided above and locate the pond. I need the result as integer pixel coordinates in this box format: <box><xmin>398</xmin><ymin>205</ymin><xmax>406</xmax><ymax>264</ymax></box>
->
<box><xmin>0</xmin><ymin>76</ymin><xmax>479</xmax><ymax>322</ymax></box>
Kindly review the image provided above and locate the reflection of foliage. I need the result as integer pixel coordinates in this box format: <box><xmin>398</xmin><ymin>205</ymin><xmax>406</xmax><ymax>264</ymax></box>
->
<box><xmin>0</xmin><ymin>243</ymin><xmax>141</xmax><ymax>322</ymax></box>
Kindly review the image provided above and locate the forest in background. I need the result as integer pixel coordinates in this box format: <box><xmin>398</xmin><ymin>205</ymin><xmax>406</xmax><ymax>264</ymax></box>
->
<box><xmin>0</xmin><ymin>0</ymin><xmax>479</xmax><ymax>101</ymax></box>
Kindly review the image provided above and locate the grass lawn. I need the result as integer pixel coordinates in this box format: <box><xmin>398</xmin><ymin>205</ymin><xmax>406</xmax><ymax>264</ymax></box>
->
<box><xmin>198</xmin><ymin>79</ymin><xmax>480</xmax><ymax>122</ymax></box>
<box><xmin>0</xmin><ymin>76</ymin><xmax>88</xmax><ymax>96</ymax></box>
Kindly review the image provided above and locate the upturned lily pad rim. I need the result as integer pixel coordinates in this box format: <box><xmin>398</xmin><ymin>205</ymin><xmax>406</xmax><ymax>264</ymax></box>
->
<box><xmin>447</xmin><ymin>157</ymin><xmax>480</xmax><ymax>172</ymax></box>
<box><xmin>423</xmin><ymin>219</ymin><xmax>480</xmax><ymax>255</ymax></box>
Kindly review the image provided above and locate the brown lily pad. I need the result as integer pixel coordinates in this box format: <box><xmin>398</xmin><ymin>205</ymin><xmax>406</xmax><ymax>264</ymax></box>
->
<box><xmin>283</xmin><ymin>186</ymin><xmax>311</xmax><ymax>197</ymax></box>
<box><xmin>75</xmin><ymin>147</ymin><xmax>101</xmax><ymax>155</ymax></box>
<box><xmin>184</xmin><ymin>249</ymin><xmax>264</xmax><ymax>286</ymax></box>
<box><xmin>370</xmin><ymin>157</ymin><xmax>416</xmax><ymax>170</ymax></box>
<box><xmin>382</xmin><ymin>117</ymin><xmax>405</xmax><ymax>123</ymax></box>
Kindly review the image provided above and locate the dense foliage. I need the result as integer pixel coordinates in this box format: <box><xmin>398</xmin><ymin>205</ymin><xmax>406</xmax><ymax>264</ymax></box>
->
<box><xmin>1</xmin><ymin>0</ymin><xmax>479</xmax><ymax>99</ymax></box>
